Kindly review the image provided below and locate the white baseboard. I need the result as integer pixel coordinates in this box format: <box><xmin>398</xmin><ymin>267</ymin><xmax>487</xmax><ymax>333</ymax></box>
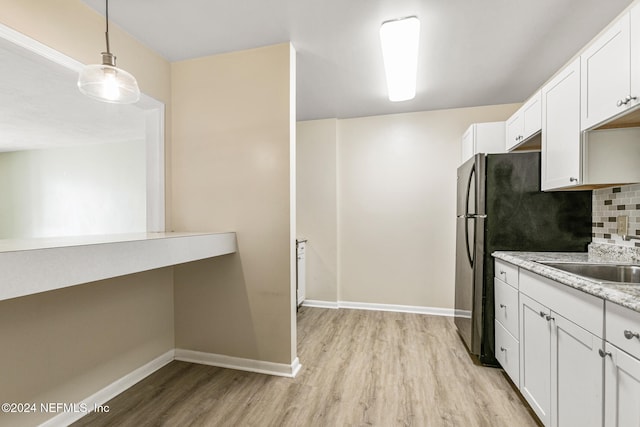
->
<box><xmin>454</xmin><ymin>309</ymin><xmax>472</xmax><ymax>319</ymax></box>
<box><xmin>301</xmin><ymin>299</ymin><xmax>339</xmax><ymax>309</ymax></box>
<box><xmin>39</xmin><ymin>350</ymin><xmax>175</xmax><ymax>427</ymax></box>
<box><xmin>39</xmin><ymin>348</ymin><xmax>301</xmax><ymax>426</ymax></box>
<box><xmin>175</xmin><ymin>349</ymin><xmax>302</xmax><ymax>378</ymax></box>
<box><xmin>302</xmin><ymin>299</ymin><xmax>454</xmax><ymax>317</ymax></box>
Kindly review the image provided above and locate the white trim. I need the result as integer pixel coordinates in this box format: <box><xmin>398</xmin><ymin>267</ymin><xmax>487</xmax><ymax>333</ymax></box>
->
<box><xmin>175</xmin><ymin>349</ymin><xmax>302</xmax><ymax>378</ymax></box>
<box><xmin>302</xmin><ymin>299</ymin><xmax>340</xmax><ymax>309</ymax></box>
<box><xmin>301</xmin><ymin>299</ymin><xmax>454</xmax><ymax>317</ymax></box>
<box><xmin>38</xmin><ymin>350</ymin><xmax>174</xmax><ymax>427</ymax></box>
<box><xmin>145</xmin><ymin>107</ymin><xmax>166</xmax><ymax>232</ymax></box>
<box><xmin>0</xmin><ymin>23</ymin><xmax>84</xmax><ymax>72</ymax></box>
<box><xmin>454</xmin><ymin>309</ymin><xmax>472</xmax><ymax>319</ymax></box>
<box><xmin>289</xmin><ymin>42</ymin><xmax>299</xmax><ymax>373</ymax></box>
<box><xmin>339</xmin><ymin>301</ymin><xmax>454</xmax><ymax>317</ymax></box>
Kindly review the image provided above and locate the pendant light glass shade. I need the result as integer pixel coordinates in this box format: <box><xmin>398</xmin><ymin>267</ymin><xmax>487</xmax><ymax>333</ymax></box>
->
<box><xmin>77</xmin><ymin>0</ymin><xmax>140</xmax><ymax>104</ymax></box>
<box><xmin>78</xmin><ymin>58</ymin><xmax>140</xmax><ymax>104</ymax></box>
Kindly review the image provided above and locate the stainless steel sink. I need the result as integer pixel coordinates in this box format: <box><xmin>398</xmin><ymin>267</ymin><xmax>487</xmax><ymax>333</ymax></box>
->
<box><xmin>539</xmin><ymin>262</ymin><xmax>640</xmax><ymax>284</ymax></box>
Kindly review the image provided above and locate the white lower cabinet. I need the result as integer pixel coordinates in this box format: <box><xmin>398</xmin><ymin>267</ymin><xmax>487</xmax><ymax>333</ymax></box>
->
<box><xmin>551</xmin><ymin>312</ymin><xmax>603</xmax><ymax>427</ymax></box>
<box><xmin>604</xmin><ymin>301</ymin><xmax>640</xmax><ymax>427</ymax></box>
<box><xmin>519</xmin><ymin>293</ymin><xmax>552</xmax><ymax>425</ymax></box>
<box><xmin>495</xmin><ymin>320</ymin><xmax>520</xmax><ymax>387</ymax></box>
<box><xmin>496</xmin><ymin>260</ymin><xmax>609</xmax><ymax>427</ymax></box>
<box><xmin>494</xmin><ymin>259</ymin><xmax>640</xmax><ymax>426</ymax></box>
<box><xmin>604</xmin><ymin>343</ymin><xmax>640</xmax><ymax>426</ymax></box>
<box><xmin>519</xmin><ymin>294</ymin><xmax>604</xmax><ymax>427</ymax></box>
<box><xmin>494</xmin><ymin>270</ymin><xmax>520</xmax><ymax>387</ymax></box>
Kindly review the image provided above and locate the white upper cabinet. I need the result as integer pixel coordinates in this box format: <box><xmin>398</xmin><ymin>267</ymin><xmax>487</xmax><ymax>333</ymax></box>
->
<box><xmin>506</xmin><ymin>113</ymin><xmax>523</xmax><ymax>151</ymax></box>
<box><xmin>506</xmin><ymin>90</ymin><xmax>542</xmax><ymax>151</ymax></box>
<box><xmin>581</xmin><ymin>9</ymin><xmax>637</xmax><ymax>130</ymax></box>
<box><xmin>460</xmin><ymin>121</ymin><xmax>505</xmax><ymax>165</ymax></box>
<box><xmin>541</xmin><ymin>59</ymin><xmax>581</xmax><ymax>191</ymax></box>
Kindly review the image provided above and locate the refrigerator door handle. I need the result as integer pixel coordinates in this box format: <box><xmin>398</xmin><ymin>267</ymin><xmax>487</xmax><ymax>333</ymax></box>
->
<box><xmin>463</xmin><ymin>214</ymin><xmax>487</xmax><ymax>219</ymax></box>
<box><xmin>464</xmin><ymin>163</ymin><xmax>476</xmax><ymax>267</ymax></box>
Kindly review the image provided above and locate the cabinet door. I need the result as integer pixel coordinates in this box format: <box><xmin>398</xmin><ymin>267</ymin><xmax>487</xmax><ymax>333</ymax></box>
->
<box><xmin>496</xmin><ymin>320</ymin><xmax>520</xmax><ymax>388</ymax></box>
<box><xmin>522</xmin><ymin>90</ymin><xmax>542</xmax><ymax>140</ymax></box>
<box><xmin>550</xmin><ymin>312</ymin><xmax>603</xmax><ymax>427</ymax></box>
<box><xmin>296</xmin><ymin>241</ymin><xmax>306</xmax><ymax>305</ymax></box>
<box><xmin>495</xmin><ymin>278</ymin><xmax>519</xmax><ymax>338</ymax></box>
<box><xmin>520</xmin><ymin>294</ymin><xmax>552</xmax><ymax>426</ymax></box>
<box><xmin>604</xmin><ymin>343</ymin><xmax>640</xmax><ymax>427</ymax></box>
<box><xmin>506</xmin><ymin>112</ymin><xmax>523</xmax><ymax>151</ymax></box>
<box><xmin>630</xmin><ymin>3</ymin><xmax>640</xmax><ymax>107</ymax></box>
<box><xmin>542</xmin><ymin>58</ymin><xmax>581</xmax><ymax>191</ymax></box>
<box><xmin>581</xmin><ymin>13</ymin><xmax>632</xmax><ymax>130</ymax></box>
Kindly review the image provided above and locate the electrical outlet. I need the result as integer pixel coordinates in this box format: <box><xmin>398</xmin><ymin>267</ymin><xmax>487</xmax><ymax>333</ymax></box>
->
<box><xmin>617</xmin><ymin>215</ymin><xmax>629</xmax><ymax>236</ymax></box>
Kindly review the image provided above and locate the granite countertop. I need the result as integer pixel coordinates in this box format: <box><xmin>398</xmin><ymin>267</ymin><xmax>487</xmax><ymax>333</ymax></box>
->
<box><xmin>492</xmin><ymin>246</ymin><xmax>640</xmax><ymax>313</ymax></box>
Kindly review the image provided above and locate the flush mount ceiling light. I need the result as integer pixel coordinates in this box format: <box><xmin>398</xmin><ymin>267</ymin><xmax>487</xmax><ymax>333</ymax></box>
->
<box><xmin>78</xmin><ymin>0</ymin><xmax>140</xmax><ymax>104</ymax></box>
<box><xmin>379</xmin><ymin>16</ymin><xmax>420</xmax><ymax>102</ymax></box>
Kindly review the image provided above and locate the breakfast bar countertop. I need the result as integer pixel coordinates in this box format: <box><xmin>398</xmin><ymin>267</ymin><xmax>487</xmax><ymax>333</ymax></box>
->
<box><xmin>492</xmin><ymin>249</ymin><xmax>640</xmax><ymax>313</ymax></box>
<box><xmin>0</xmin><ymin>232</ymin><xmax>237</xmax><ymax>302</ymax></box>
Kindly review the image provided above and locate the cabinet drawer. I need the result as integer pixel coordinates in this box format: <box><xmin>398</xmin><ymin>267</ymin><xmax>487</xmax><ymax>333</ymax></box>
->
<box><xmin>495</xmin><ymin>320</ymin><xmax>520</xmax><ymax>388</ymax></box>
<box><xmin>606</xmin><ymin>302</ymin><xmax>640</xmax><ymax>360</ymax></box>
<box><xmin>495</xmin><ymin>259</ymin><xmax>518</xmax><ymax>289</ymax></box>
<box><xmin>495</xmin><ymin>278</ymin><xmax>519</xmax><ymax>338</ymax></box>
<box><xmin>520</xmin><ymin>269</ymin><xmax>604</xmax><ymax>338</ymax></box>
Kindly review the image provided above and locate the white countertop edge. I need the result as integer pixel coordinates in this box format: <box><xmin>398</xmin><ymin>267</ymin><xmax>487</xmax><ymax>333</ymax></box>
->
<box><xmin>0</xmin><ymin>232</ymin><xmax>237</xmax><ymax>302</ymax></box>
<box><xmin>0</xmin><ymin>232</ymin><xmax>231</xmax><ymax>253</ymax></box>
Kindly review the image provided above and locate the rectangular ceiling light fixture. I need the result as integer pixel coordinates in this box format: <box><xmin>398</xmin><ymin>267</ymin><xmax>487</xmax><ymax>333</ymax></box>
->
<box><xmin>379</xmin><ymin>16</ymin><xmax>420</xmax><ymax>102</ymax></box>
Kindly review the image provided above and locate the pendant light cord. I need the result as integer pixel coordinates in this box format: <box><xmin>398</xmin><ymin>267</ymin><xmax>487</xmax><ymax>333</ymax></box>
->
<box><xmin>104</xmin><ymin>0</ymin><xmax>111</xmax><ymax>54</ymax></box>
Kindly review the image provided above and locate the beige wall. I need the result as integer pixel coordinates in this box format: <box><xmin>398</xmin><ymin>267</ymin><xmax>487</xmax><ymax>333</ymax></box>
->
<box><xmin>0</xmin><ymin>269</ymin><xmax>174</xmax><ymax>427</ymax></box>
<box><xmin>171</xmin><ymin>43</ymin><xmax>296</xmax><ymax>365</ymax></box>
<box><xmin>0</xmin><ymin>2</ymin><xmax>174</xmax><ymax>426</ymax></box>
<box><xmin>296</xmin><ymin>119</ymin><xmax>338</xmax><ymax>302</ymax></box>
<box><xmin>298</xmin><ymin>104</ymin><xmax>520</xmax><ymax>309</ymax></box>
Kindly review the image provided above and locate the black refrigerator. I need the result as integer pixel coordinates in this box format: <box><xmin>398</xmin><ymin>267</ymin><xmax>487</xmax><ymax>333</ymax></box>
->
<box><xmin>454</xmin><ymin>152</ymin><xmax>592</xmax><ymax>366</ymax></box>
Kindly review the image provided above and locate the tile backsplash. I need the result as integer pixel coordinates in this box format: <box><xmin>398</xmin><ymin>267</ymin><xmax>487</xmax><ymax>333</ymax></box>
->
<box><xmin>592</xmin><ymin>183</ymin><xmax>640</xmax><ymax>248</ymax></box>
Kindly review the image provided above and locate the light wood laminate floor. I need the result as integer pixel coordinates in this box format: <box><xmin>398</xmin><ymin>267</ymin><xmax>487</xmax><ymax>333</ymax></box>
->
<box><xmin>74</xmin><ymin>307</ymin><xmax>539</xmax><ymax>426</ymax></box>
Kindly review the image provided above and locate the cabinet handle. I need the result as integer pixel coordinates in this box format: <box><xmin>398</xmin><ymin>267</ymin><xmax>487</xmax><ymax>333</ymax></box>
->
<box><xmin>499</xmin><ymin>270</ymin><xmax>506</xmax><ymax>275</ymax></box>
<box><xmin>569</xmin><ymin>177</ymin><xmax>578</xmax><ymax>182</ymax></box>
<box><xmin>545</xmin><ymin>315</ymin><xmax>555</xmax><ymax>322</ymax></box>
<box><xmin>539</xmin><ymin>311</ymin><xmax>547</xmax><ymax>318</ymax></box>
<box><xmin>499</xmin><ymin>304</ymin><xmax>506</xmax><ymax>309</ymax></box>
<box><xmin>617</xmin><ymin>95</ymin><xmax>637</xmax><ymax>107</ymax></box>
<box><xmin>500</xmin><ymin>346</ymin><xmax>507</xmax><ymax>352</ymax></box>
<box><xmin>624</xmin><ymin>330</ymin><xmax>640</xmax><ymax>340</ymax></box>
<box><xmin>598</xmin><ymin>349</ymin><xmax>612</xmax><ymax>358</ymax></box>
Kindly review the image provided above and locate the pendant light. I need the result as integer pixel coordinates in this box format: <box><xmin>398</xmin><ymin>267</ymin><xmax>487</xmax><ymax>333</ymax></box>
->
<box><xmin>78</xmin><ymin>0</ymin><xmax>140</xmax><ymax>104</ymax></box>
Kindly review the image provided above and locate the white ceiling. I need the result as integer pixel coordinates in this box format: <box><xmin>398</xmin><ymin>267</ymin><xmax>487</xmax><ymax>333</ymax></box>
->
<box><xmin>81</xmin><ymin>0</ymin><xmax>635</xmax><ymax>121</ymax></box>
<box><xmin>0</xmin><ymin>37</ymin><xmax>146</xmax><ymax>152</ymax></box>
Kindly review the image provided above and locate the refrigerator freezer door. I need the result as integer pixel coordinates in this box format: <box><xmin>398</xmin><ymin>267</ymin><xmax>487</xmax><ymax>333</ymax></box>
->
<box><xmin>455</xmin><ymin>215</ymin><xmax>474</xmax><ymax>350</ymax></box>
